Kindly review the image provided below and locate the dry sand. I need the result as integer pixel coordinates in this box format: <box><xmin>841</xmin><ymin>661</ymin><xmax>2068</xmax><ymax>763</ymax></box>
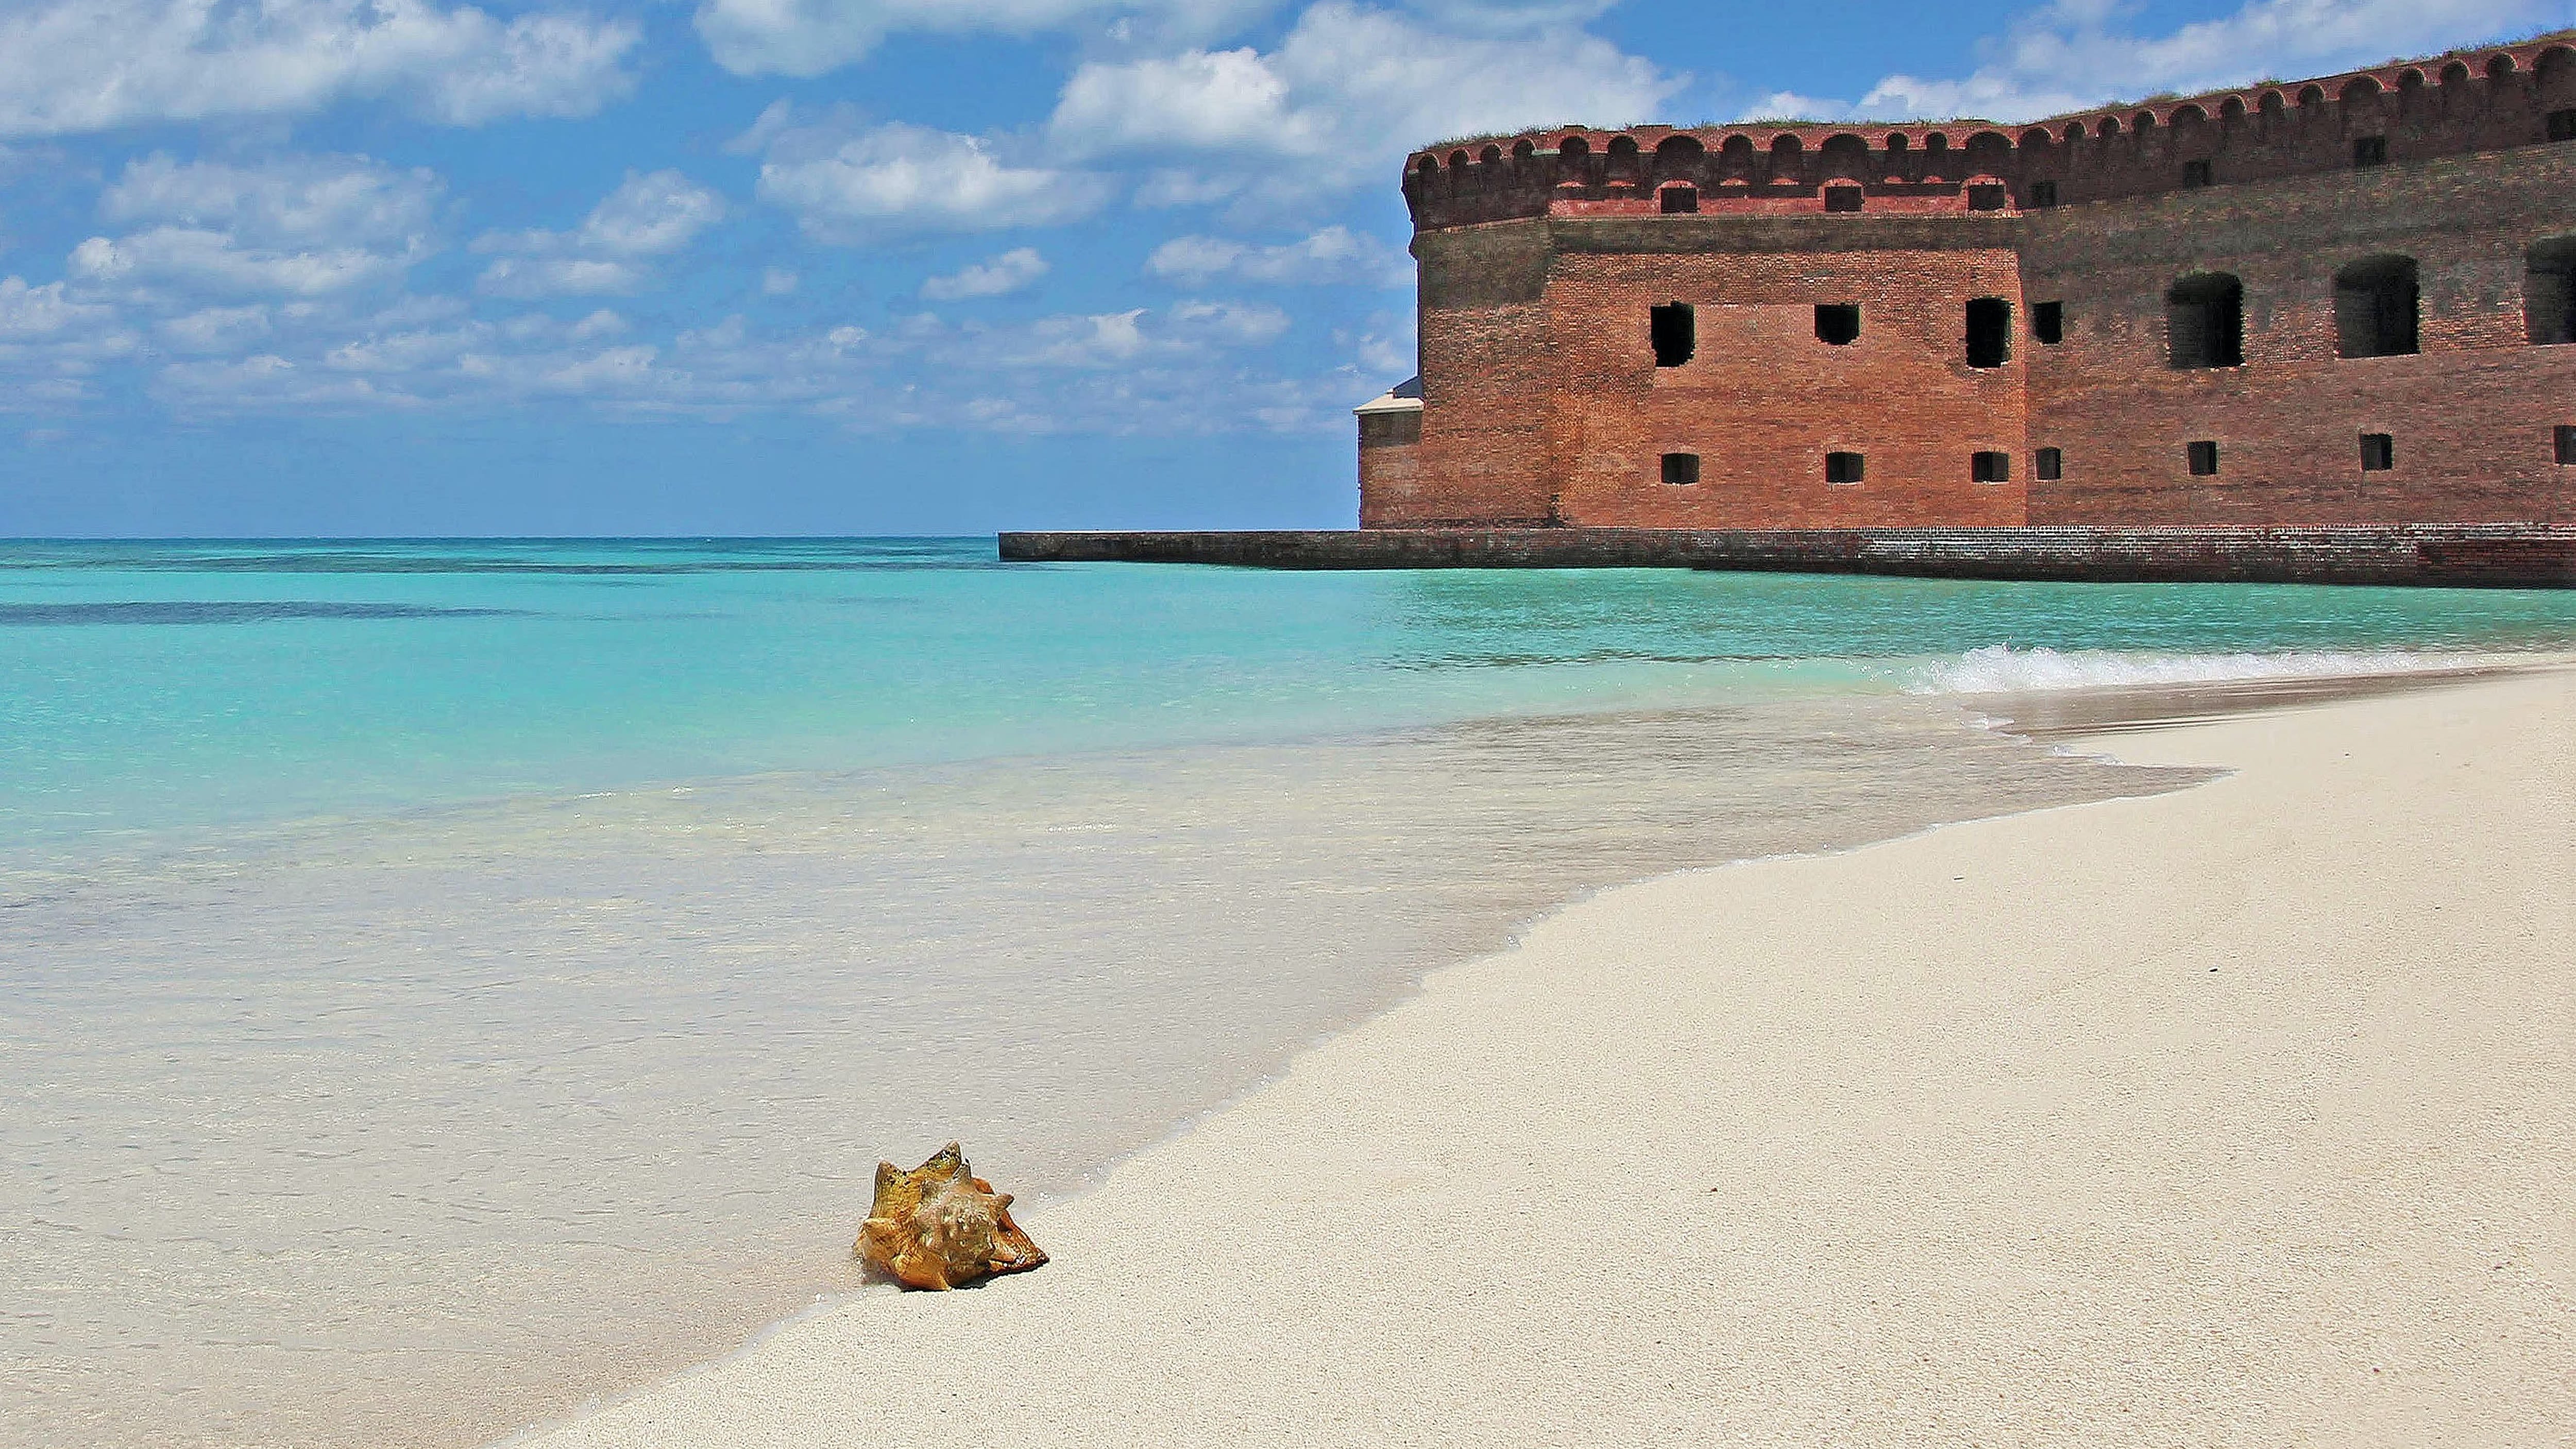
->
<box><xmin>509</xmin><ymin>668</ymin><xmax>2574</xmax><ymax>1448</ymax></box>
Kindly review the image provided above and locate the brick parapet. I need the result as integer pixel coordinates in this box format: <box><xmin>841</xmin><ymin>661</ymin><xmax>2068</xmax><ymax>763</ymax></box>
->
<box><xmin>1404</xmin><ymin>33</ymin><xmax>2575</xmax><ymax>229</ymax></box>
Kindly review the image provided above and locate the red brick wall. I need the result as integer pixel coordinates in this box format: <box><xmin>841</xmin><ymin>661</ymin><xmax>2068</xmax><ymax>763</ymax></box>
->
<box><xmin>1365</xmin><ymin>223</ymin><xmax>1557</xmax><ymax>527</ymax></box>
<box><xmin>2020</xmin><ymin>144</ymin><xmax>2576</xmax><ymax>524</ymax></box>
<box><xmin>1374</xmin><ymin>37</ymin><xmax>2576</xmax><ymax>532</ymax></box>
<box><xmin>1542</xmin><ymin>223</ymin><xmax>2029</xmax><ymax>527</ymax></box>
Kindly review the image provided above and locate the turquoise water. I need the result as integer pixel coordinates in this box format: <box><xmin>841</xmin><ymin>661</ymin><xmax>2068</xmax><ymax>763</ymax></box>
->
<box><xmin>5</xmin><ymin>539</ymin><xmax>2575</xmax><ymax>1449</ymax></box>
<box><xmin>7</xmin><ymin>537</ymin><xmax>2575</xmax><ymax>847</ymax></box>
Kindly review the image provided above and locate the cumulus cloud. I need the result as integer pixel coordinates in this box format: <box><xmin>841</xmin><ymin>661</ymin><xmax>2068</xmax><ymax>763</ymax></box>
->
<box><xmin>72</xmin><ymin>227</ymin><xmax>421</xmax><ymax>296</ymax></box>
<box><xmin>103</xmin><ymin>152</ymin><xmax>444</xmax><ymax>249</ymax></box>
<box><xmin>752</xmin><ymin>116</ymin><xmax>1113</xmax><ymax>239</ymax></box>
<box><xmin>474</xmin><ymin>255</ymin><xmax>645</xmax><ymax>297</ymax></box>
<box><xmin>922</xmin><ymin>247</ymin><xmax>1050</xmax><ymax>299</ymax></box>
<box><xmin>75</xmin><ymin>152</ymin><xmax>442</xmax><ymax>299</ymax></box>
<box><xmin>1777</xmin><ymin>0</ymin><xmax>2559</xmax><ymax>123</ymax></box>
<box><xmin>0</xmin><ymin>276</ymin><xmax>116</xmax><ymax>338</ymax></box>
<box><xmin>0</xmin><ymin>0</ymin><xmax>639</xmax><ymax>137</ymax></box>
<box><xmin>1145</xmin><ymin>226</ymin><xmax>1409</xmax><ymax>286</ymax></box>
<box><xmin>1048</xmin><ymin>2</ymin><xmax>1681</xmax><ymax>195</ymax></box>
<box><xmin>692</xmin><ymin>0</ymin><xmax>1274</xmax><ymax>79</ymax></box>
<box><xmin>161</xmin><ymin>304</ymin><xmax>275</xmax><ymax>352</ymax></box>
<box><xmin>472</xmin><ymin>169</ymin><xmax>726</xmax><ymax>296</ymax></box>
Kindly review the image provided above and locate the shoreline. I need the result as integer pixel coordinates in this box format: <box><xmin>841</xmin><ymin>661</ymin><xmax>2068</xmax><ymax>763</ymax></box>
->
<box><xmin>505</xmin><ymin>664</ymin><xmax>2574</xmax><ymax>1448</ymax></box>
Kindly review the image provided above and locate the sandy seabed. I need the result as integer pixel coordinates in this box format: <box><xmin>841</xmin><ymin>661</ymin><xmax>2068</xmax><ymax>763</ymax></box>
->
<box><xmin>508</xmin><ymin>669</ymin><xmax>2574</xmax><ymax>1448</ymax></box>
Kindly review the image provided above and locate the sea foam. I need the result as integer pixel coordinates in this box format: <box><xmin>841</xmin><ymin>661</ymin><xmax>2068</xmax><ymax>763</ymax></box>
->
<box><xmin>1905</xmin><ymin>644</ymin><xmax>2496</xmax><ymax>695</ymax></box>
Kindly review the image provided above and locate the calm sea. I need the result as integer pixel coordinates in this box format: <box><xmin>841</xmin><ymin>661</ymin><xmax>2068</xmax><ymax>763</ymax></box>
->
<box><xmin>5</xmin><ymin>539</ymin><xmax>2572</xmax><ymax>1449</ymax></box>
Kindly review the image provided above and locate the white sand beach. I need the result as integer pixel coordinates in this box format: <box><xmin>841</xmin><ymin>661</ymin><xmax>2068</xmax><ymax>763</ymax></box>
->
<box><xmin>510</xmin><ymin>668</ymin><xmax>2574</xmax><ymax>1448</ymax></box>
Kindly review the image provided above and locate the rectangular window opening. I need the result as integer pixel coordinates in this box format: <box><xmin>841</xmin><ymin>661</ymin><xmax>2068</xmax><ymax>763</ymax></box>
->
<box><xmin>2353</xmin><ymin>135</ymin><xmax>2388</xmax><ymax>167</ymax></box>
<box><xmin>2182</xmin><ymin>159</ymin><xmax>2213</xmax><ymax>187</ymax></box>
<box><xmin>2027</xmin><ymin>180</ymin><xmax>2059</xmax><ymax>208</ymax></box>
<box><xmin>1660</xmin><ymin>185</ymin><xmax>1699</xmax><ymax>214</ymax></box>
<box><xmin>2557</xmin><ymin>426</ymin><xmax>2576</xmax><ymax>466</ymax></box>
<box><xmin>2035</xmin><ymin>447</ymin><xmax>2062</xmax><ymax>482</ymax></box>
<box><xmin>1815</xmin><ymin>303</ymin><xmax>1861</xmax><ymax>346</ymax></box>
<box><xmin>2549</xmin><ymin>109</ymin><xmax>2576</xmax><ymax>143</ymax></box>
<box><xmin>2188</xmin><ymin>440</ymin><xmax>2221</xmax><ymax>476</ymax></box>
<box><xmin>1823</xmin><ymin>185</ymin><xmax>1863</xmax><ymax>213</ymax></box>
<box><xmin>1660</xmin><ymin>452</ymin><xmax>1701</xmax><ymax>486</ymax></box>
<box><xmin>1966</xmin><ymin>183</ymin><xmax>2008</xmax><ymax>212</ymax></box>
<box><xmin>2360</xmin><ymin>433</ymin><xmax>2394</xmax><ymax>472</ymax></box>
<box><xmin>1824</xmin><ymin>451</ymin><xmax>1865</xmax><ymax>485</ymax></box>
<box><xmin>1649</xmin><ymin>302</ymin><xmax>1694</xmax><ymax>368</ymax></box>
<box><xmin>2167</xmin><ymin>273</ymin><xmax>2246</xmax><ymax>368</ymax></box>
<box><xmin>1972</xmin><ymin>450</ymin><xmax>2011</xmax><ymax>483</ymax></box>
<box><xmin>2032</xmin><ymin>300</ymin><xmax>2064</xmax><ymax>345</ymax></box>
<box><xmin>1964</xmin><ymin>297</ymin><xmax>2011</xmax><ymax>368</ymax></box>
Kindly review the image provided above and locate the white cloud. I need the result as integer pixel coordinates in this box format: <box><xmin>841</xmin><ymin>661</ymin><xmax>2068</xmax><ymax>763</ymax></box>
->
<box><xmin>1048</xmin><ymin>2</ymin><xmax>1682</xmax><ymax>195</ymax></box>
<box><xmin>1167</xmin><ymin>298</ymin><xmax>1290</xmax><ymax>345</ymax></box>
<box><xmin>75</xmin><ymin>154</ymin><xmax>442</xmax><ymax>300</ymax></box>
<box><xmin>0</xmin><ymin>0</ymin><xmax>639</xmax><ymax>137</ymax></box>
<box><xmin>71</xmin><ymin>227</ymin><xmax>422</xmax><ymax>296</ymax></box>
<box><xmin>474</xmin><ymin>255</ymin><xmax>647</xmax><ymax>297</ymax></box>
<box><xmin>1807</xmin><ymin>0</ymin><xmax>2559</xmax><ymax>123</ymax></box>
<box><xmin>1146</xmin><ymin>226</ymin><xmax>1409</xmax><ymax>286</ymax></box>
<box><xmin>161</xmin><ymin>304</ymin><xmax>274</xmax><ymax>352</ymax></box>
<box><xmin>692</xmin><ymin>0</ymin><xmax>1275</xmax><ymax>79</ymax></box>
<box><xmin>761</xmin><ymin>266</ymin><xmax>801</xmax><ymax>296</ymax></box>
<box><xmin>0</xmin><ymin>276</ymin><xmax>115</xmax><ymax>338</ymax></box>
<box><xmin>471</xmin><ymin>169</ymin><xmax>726</xmax><ymax>296</ymax></box>
<box><xmin>102</xmin><ymin>153</ymin><xmax>443</xmax><ymax>250</ymax></box>
<box><xmin>754</xmin><ymin>117</ymin><xmax>1113</xmax><ymax>239</ymax></box>
<box><xmin>571</xmin><ymin>171</ymin><xmax>730</xmax><ymax>255</ymax></box>
<box><xmin>922</xmin><ymin>247</ymin><xmax>1050</xmax><ymax>299</ymax></box>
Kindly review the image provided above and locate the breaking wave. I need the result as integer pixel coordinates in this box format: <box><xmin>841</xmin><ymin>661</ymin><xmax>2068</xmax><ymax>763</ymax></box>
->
<box><xmin>1905</xmin><ymin>644</ymin><xmax>2499</xmax><ymax>695</ymax></box>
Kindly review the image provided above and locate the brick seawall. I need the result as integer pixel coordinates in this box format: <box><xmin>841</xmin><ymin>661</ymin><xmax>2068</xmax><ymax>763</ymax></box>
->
<box><xmin>997</xmin><ymin>526</ymin><xmax>2575</xmax><ymax>588</ymax></box>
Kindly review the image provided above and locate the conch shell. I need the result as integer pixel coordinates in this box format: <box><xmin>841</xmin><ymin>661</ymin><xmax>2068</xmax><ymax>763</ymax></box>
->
<box><xmin>856</xmin><ymin>1142</ymin><xmax>1048</xmax><ymax>1290</ymax></box>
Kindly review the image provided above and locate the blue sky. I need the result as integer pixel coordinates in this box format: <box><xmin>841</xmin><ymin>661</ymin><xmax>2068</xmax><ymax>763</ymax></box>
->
<box><xmin>0</xmin><ymin>0</ymin><xmax>2566</xmax><ymax>535</ymax></box>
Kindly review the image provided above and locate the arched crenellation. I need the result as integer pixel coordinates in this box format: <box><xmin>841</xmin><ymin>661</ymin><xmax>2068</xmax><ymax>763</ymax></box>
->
<box><xmin>1398</xmin><ymin>32</ymin><xmax>2576</xmax><ymax>226</ymax></box>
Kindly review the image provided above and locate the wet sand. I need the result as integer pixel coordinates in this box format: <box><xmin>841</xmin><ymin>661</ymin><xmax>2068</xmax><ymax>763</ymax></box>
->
<box><xmin>508</xmin><ymin>666</ymin><xmax>2574</xmax><ymax>1447</ymax></box>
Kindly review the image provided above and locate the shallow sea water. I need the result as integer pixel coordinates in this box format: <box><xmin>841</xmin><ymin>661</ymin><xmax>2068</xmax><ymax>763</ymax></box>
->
<box><xmin>5</xmin><ymin>540</ymin><xmax>2574</xmax><ymax>1449</ymax></box>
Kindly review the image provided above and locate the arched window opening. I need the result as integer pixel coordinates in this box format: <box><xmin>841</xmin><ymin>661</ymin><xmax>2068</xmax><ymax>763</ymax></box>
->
<box><xmin>1606</xmin><ymin>135</ymin><xmax>1641</xmax><ymax>180</ymax></box>
<box><xmin>1479</xmin><ymin>145</ymin><xmax>1502</xmax><ymax>164</ymax></box>
<box><xmin>2167</xmin><ymin>272</ymin><xmax>2245</xmax><ymax>368</ymax></box>
<box><xmin>1660</xmin><ymin>452</ymin><xmax>1701</xmax><ymax>486</ymax></box>
<box><xmin>2527</xmin><ymin>236</ymin><xmax>2576</xmax><ymax>344</ymax></box>
<box><xmin>1660</xmin><ymin>183</ymin><xmax>1700</xmax><ymax>213</ymax></box>
<box><xmin>1650</xmin><ymin>302</ymin><xmax>1695</xmax><ymax>367</ymax></box>
<box><xmin>1823</xmin><ymin>182</ymin><xmax>1863</xmax><ymax>212</ymax></box>
<box><xmin>1964</xmin><ymin>297</ymin><xmax>2011</xmax><ymax>368</ymax></box>
<box><xmin>1512</xmin><ymin>138</ymin><xmax>1535</xmax><ymax>160</ymax></box>
<box><xmin>2336</xmin><ymin>255</ymin><xmax>2419</xmax><ymax>357</ymax></box>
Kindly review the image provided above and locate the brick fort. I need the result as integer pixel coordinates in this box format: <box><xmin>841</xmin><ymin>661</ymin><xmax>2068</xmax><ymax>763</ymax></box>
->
<box><xmin>1007</xmin><ymin>35</ymin><xmax>2576</xmax><ymax>585</ymax></box>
